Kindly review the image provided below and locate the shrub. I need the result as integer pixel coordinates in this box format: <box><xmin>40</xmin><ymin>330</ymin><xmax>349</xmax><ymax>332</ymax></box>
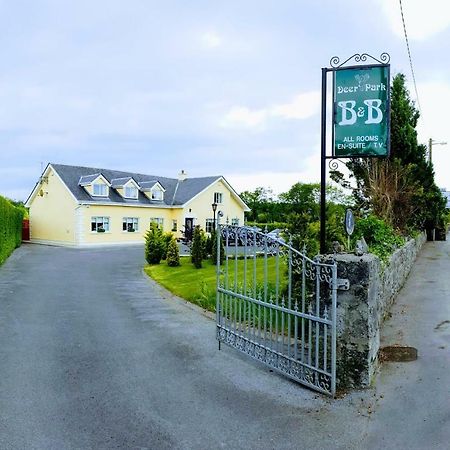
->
<box><xmin>353</xmin><ymin>215</ymin><xmax>405</xmax><ymax>263</ymax></box>
<box><xmin>161</xmin><ymin>231</ymin><xmax>174</xmax><ymax>260</ymax></box>
<box><xmin>204</xmin><ymin>234</ymin><xmax>213</xmax><ymax>258</ymax></box>
<box><xmin>144</xmin><ymin>223</ymin><xmax>165</xmax><ymax>264</ymax></box>
<box><xmin>0</xmin><ymin>195</ymin><xmax>24</xmax><ymax>265</ymax></box>
<box><xmin>166</xmin><ymin>237</ymin><xmax>180</xmax><ymax>267</ymax></box>
<box><xmin>191</xmin><ymin>225</ymin><xmax>203</xmax><ymax>268</ymax></box>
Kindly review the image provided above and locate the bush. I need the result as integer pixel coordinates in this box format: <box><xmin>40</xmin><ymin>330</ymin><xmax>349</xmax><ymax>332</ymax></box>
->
<box><xmin>191</xmin><ymin>226</ymin><xmax>203</xmax><ymax>268</ymax></box>
<box><xmin>245</xmin><ymin>222</ymin><xmax>288</xmax><ymax>232</ymax></box>
<box><xmin>204</xmin><ymin>234</ymin><xmax>213</xmax><ymax>258</ymax></box>
<box><xmin>353</xmin><ymin>215</ymin><xmax>405</xmax><ymax>262</ymax></box>
<box><xmin>0</xmin><ymin>195</ymin><xmax>24</xmax><ymax>265</ymax></box>
<box><xmin>145</xmin><ymin>223</ymin><xmax>165</xmax><ymax>264</ymax></box>
<box><xmin>166</xmin><ymin>237</ymin><xmax>180</xmax><ymax>267</ymax></box>
<box><xmin>161</xmin><ymin>231</ymin><xmax>174</xmax><ymax>260</ymax></box>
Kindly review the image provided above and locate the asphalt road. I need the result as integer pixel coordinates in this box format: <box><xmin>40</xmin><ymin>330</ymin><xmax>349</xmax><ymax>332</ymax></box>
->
<box><xmin>0</xmin><ymin>242</ymin><xmax>449</xmax><ymax>449</ymax></box>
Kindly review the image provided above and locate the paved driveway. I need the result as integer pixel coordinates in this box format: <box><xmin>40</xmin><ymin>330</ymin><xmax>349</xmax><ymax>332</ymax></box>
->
<box><xmin>0</xmin><ymin>243</ymin><xmax>449</xmax><ymax>449</ymax></box>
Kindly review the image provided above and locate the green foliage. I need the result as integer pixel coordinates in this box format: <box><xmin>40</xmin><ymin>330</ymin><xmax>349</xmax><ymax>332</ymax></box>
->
<box><xmin>282</xmin><ymin>183</ymin><xmax>348</xmax><ymax>254</ymax></box>
<box><xmin>0</xmin><ymin>195</ymin><xmax>24</xmax><ymax>265</ymax></box>
<box><xmin>240</xmin><ymin>187</ymin><xmax>276</xmax><ymax>223</ymax></box>
<box><xmin>166</xmin><ymin>237</ymin><xmax>180</xmax><ymax>267</ymax></box>
<box><xmin>191</xmin><ymin>225</ymin><xmax>203</xmax><ymax>268</ymax></box>
<box><xmin>211</xmin><ymin>230</ymin><xmax>225</xmax><ymax>265</ymax></box>
<box><xmin>204</xmin><ymin>234</ymin><xmax>213</xmax><ymax>258</ymax></box>
<box><xmin>161</xmin><ymin>231</ymin><xmax>174</xmax><ymax>260</ymax></box>
<box><xmin>144</xmin><ymin>223</ymin><xmax>165</xmax><ymax>264</ymax></box>
<box><xmin>353</xmin><ymin>215</ymin><xmax>404</xmax><ymax>263</ymax></box>
<box><xmin>245</xmin><ymin>222</ymin><xmax>288</xmax><ymax>232</ymax></box>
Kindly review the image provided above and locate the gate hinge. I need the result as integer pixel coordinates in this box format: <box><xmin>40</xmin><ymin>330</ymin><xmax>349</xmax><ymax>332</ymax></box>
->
<box><xmin>335</xmin><ymin>278</ymin><xmax>350</xmax><ymax>290</ymax></box>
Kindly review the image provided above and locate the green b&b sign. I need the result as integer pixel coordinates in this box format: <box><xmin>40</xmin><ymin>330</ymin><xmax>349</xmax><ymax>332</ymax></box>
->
<box><xmin>333</xmin><ymin>65</ymin><xmax>390</xmax><ymax>157</ymax></box>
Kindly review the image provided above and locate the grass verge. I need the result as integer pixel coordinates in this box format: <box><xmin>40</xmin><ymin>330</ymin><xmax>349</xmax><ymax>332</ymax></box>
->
<box><xmin>144</xmin><ymin>257</ymin><xmax>286</xmax><ymax>312</ymax></box>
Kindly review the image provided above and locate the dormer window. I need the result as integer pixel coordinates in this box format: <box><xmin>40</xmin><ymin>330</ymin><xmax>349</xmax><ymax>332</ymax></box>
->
<box><xmin>111</xmin><ymin>177</ymin><xmax>139</xmax><ymax>199</ymax></box>
<box><xmin>124</xmin><ymin>185</ymin><xmax>138</xmax><ymax>199</ymax></box>
<box><xmin>139</xmin><ymin>180</ymin><xmax>166</xmax><ymax>201</ymax></box>
<box><xmin>151</xmin><ymin>188</ymin><xmax>163</xmax><ymax>201</ymax></box>
<box><xmin>79</xmin><ymin>173</ymin><xmax>111</xmax><ymax>198</ymax></box>
<box><xmin>93</xmin><ymin>183</ymin><xmax>108</xmax><ymax>197</ymax></box>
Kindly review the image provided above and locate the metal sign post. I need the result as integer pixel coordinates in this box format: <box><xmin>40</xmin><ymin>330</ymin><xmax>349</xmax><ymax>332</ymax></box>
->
<box><xmin>320</xmin><ymin>53</ymin><xmax>390</xmax><ymax>254</ymax></box>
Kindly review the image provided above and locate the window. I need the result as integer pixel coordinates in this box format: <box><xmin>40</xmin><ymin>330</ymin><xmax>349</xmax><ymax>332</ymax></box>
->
<box><xmin>124</xmin><ymin>185</ymin><xmax>138</xmax><ymax>199</ymax></box>
<box><xmin>231</xmin><ymin>218</ymin><xmax>239</xmax><ymax>226</ymax></box>
<box><xmin>150</xmin><ymin>217</ymin><xmax>164</xmax><ymax>229</ymax></box>
<box><xmin>123</xmin><ymin>217</ymin><xmax>139</xmax><ymax>232</ymax></box>
<box><xmin>171</xmin><ymin>219</ymin><xmax>177</xmax><ymax>232</ymax></box>
<box><xmin>151</xmin><ymin>189</ymin><xmax>163</xmax><ymax>201</ymax></box>
<box><xmin>214</xmin><ymin>192</ymin><xmax>223</xmax><ymax>204</ymax></box>
<box><xmin>93</xmin><ymin>183</ymin><xmax>108</xmax><ymax>197</ymax></box>
<box><xmin>205</xmin><ymin>218</ymin><xmax>214</xmax><ymax>233</ymax></box>
<box><xmin>91</xmin><ymin>216</ymin><xmax>110</xmax><ymax>232</ymax></box>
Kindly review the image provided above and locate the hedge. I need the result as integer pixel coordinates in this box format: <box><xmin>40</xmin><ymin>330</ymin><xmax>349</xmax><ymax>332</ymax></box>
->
<box><xmin>0</xmin><ymin>195</ymin><xmax>24</xmax><ymax>265</ymax></box>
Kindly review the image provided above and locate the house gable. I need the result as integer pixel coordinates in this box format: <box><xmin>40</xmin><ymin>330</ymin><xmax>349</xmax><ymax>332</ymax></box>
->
<box><xmin>111</xmin><ymin>177</ymin><xmax>140</xmax><ymax>199</ymax></box>
<box><xmin>139</xmin><ymin>181</ymin><xmax>166</xmax><ymax>201</ymax></box>
<box><xmin>183</xmin><ymin>176</ymin><xmax>250</xmax><ymax>212</ymax></box>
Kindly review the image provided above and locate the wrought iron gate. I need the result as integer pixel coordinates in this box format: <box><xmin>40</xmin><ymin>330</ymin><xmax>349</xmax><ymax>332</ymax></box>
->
<box><xmin>216</xmin><ymin>224</ymin><xmax>337</xmax><ymax>396</ymax></box>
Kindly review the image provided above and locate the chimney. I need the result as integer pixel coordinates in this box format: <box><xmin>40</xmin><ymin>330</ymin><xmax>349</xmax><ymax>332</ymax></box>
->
<box><xmin>178</xmin><ymin>170</ymin><xmax>187</xmax><ymax>181</ymax></box>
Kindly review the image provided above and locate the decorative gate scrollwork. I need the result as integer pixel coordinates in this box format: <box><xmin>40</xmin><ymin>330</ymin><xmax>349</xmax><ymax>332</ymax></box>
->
<box><xmin>216</xmin><ymin>223</ymin><xmax>337</xmax><ymax>396</ymax></box>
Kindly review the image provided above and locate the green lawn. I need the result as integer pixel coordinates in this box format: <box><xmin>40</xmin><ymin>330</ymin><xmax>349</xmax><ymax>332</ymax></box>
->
<box><xmin>144</xmin><ymin>257</ymin><xmax>287</xmax><ymax>312</ymax></box>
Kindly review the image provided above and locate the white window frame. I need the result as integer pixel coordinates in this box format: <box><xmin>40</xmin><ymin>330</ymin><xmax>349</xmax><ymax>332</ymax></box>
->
<box><xmin>124</xmin><ymin>185</ymin><xmax>138</xmax><ymax>199</ymax></box>
<box><xmin>91</xmin><ymin>216</ymin><xmax>110</xmax><ymax>233</ymax></box>
<box><xmin>231</xmin><ymin>218</ymin><xmax>239</xmax><ymax>226</ymax></box>
<box><xmin>151</xmin><ymin>188</ymin><xmax>164</xmax><ymax>201</ymax></box>
<box><xmin>214</xmin><ymin>192</ymin><xmax>223</xmax><ymax>204</ymax></box>
<box><xmin>123</xmin><ymin>217</ymin><xmax>139</xmax><ymax>232</ymax></box>
<box><xmin>92</xmin><ymin>183</ymin><xmax>108</xmax><ymax>197</ymax></box>
<box><xmin>171</xmin><ymin>219</ymin><xmax>178</xmax><ymax>232</ymax></box>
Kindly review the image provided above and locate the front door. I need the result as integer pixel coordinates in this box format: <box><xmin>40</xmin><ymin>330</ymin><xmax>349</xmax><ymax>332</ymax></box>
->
<box><xmin>184</xmin><ymin>218</ymin><xmax>194</xmax><ymax>242</ymax></box>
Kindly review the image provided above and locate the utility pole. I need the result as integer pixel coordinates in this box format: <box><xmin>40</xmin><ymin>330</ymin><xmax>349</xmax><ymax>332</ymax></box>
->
<box><xmin>428</xmin><ymin>138</ymin><xmax>447</xmax><ymax>164</ymax></box>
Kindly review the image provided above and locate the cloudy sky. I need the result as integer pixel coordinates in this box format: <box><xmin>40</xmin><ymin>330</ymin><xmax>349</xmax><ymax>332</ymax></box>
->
<box><xmin>0</xmin><ymin>0</ymin><xmax>449</xmax><ymax>201</ymax></box>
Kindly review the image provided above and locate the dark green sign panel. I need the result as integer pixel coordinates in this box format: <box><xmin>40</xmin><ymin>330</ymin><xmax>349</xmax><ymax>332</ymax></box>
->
<box><xmin>333</xmin><ymin>65</ymin><xmax>390</xmax><ymax>157</ymax></box>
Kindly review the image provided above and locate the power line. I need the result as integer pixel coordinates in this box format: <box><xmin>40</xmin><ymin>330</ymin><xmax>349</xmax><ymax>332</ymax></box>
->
<box><xmin>398</xmin><ymin>0</ymin><xmax>422</xmax><ymax>113</ymax></box>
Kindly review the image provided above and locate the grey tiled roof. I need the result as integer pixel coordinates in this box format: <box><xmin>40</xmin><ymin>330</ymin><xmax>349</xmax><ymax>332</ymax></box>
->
<box><xmin>110</xmin><ymin>177</ymin><xmax>136</xmax><ymax>188</ymax></box>
<box><xmin>139</xmin><ymin>180</ymin><xmax>162</xmax><ymax>191</ymax></box>
<box><xmin>79</xmin><ymin>174</ymin><xmax>102</xmax><ymax>186</ymax></box>
<box><xmin>51</xmin><ymin>163</ymin><xmax>220</xmax><ymax>206</ymax></box>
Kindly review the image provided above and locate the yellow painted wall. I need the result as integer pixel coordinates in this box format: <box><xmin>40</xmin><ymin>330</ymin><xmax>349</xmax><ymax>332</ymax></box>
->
<box><xmin>28</xmin><ymin>168</ymin><xmax>78</xmax><ymax>244</ymax></box>
<box><xmin>183</xmin><ymin>179</ymin><xmax>245</xmax><ymax>231</ymax></box>
<box><xmin>80</xmin><ymin>205</ymin><xmax>179</xmax><ymax>244</ymax></box>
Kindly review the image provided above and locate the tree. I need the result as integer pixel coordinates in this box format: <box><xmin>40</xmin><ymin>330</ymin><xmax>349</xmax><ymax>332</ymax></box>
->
<box><xmin>166</xmin><ymin>237</ymin><xmax>180</xmax><ymax>267</ymax></box>
<box><xmin>145</xmin><ymin>223</ymin><xmax>165</xmax><ymax>264</ymax></box>
<box><xmin>279</xmin><ymin>183</ymin><xmax>321</xmax><ymax>219</ymax></box>
<box><xmin>191</xmin><ymin>226</ymin><xmax>203</xmax><ymax>269</ymax></box>
<box><xmin>332</xmin><ymin>73</ymin><xmax>446</xmax><ymax>232</ymax></box>
<box><xmin>240</xmin><ymin>187</ymin><xmax>275</xmax><ymax>222</ymax></box>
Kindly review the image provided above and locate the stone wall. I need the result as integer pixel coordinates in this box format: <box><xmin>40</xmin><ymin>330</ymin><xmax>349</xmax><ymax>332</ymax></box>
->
<box><xmin>333</xmin><ymin>232</ymin><xmax>426</xmax><ymax>389</ymax></box>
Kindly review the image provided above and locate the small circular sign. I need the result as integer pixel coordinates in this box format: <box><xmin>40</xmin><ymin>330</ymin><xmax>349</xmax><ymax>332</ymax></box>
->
<box><xmin>345</xmin><ymin>209</ymin><xmax>355</xmax><ymax>236</ymax></box>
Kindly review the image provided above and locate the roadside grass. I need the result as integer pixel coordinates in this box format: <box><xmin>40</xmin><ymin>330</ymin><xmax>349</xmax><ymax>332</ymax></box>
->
<box><xmin>144</xmin><ymin>257</ymin><xmax>287</xmax><ymax>312</ymax></box>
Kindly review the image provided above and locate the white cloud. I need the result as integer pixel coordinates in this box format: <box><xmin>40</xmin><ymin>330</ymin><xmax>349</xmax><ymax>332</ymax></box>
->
<box><xmin>221</xmin><ymin>90</ymin><xmax>320</xmax><ymax>129</ymax></box>
<box><xmin>201</xmin><ymin>31</ymin><xmax>223</xmax><ymax>49</ymax></box>
<box><xmin>380</xmin><ymin>0</ymin><xmax>450</xmax><ymax>40</ymax></box>
<box><xmin>415</xmin><ymin>81</ymin><xmax>450</xmax><ymax>189</ymax></box>
<box><xmin>271</xmin><ymin>91</ymin><xmax>320</xmax><ymax>120</ymax></box>
<box><xmin>221</xmin><ymin>106</ymin><xmax>268</xmax><ymax>128</ymax></box>
<box><xmin>227</xmin><ymin>150</ymin><xmax>321</xmax><ymax>195</ymax></box>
